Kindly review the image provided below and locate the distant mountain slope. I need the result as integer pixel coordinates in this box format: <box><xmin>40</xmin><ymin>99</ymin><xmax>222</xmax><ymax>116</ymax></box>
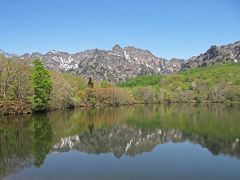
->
<box><xmin>1</xmin><ymin>41</ymin><xmax>239</xmax><ymax>83</ymax></box>
<box><xmin>118</xmin><ymin>63</ymin><xmax>240</xmax><ymax>88</ymax></box>
<box><xmin>183</xmin><ymin>41</ymin><xmax>240</xmax><ymax>69</ymax></box>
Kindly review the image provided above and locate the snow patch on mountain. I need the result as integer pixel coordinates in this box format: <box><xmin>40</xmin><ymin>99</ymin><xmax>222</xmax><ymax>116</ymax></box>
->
<box><xmin>124</xmin><ymin>51</ymin><xmax>131</xmax><ymax>62</ymax></box>
<box><xmin>52</xmin><ymin>56</ymin><xmax>78</xmax><ymax>70</ymax></box>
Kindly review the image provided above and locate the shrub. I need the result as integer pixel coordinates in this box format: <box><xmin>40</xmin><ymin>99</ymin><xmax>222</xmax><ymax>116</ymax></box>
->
<box><xmin>100</xmin><ymin>80</ymin><xmax>112</xmax><ymax>88</ymax></box>
<box><xmin>223</xmin><ymin>85</ymin><xmax>240</xmax><ymax>102</ymax></box>
<box><xmin>134</xmin><ymin>87</ymin><xmax>158</xmax><ymax>104</ymax></box>
<box><xmin>95</xmin><ymin>87</ymin><xmax>131</xmax><ymax>106</ymax></box>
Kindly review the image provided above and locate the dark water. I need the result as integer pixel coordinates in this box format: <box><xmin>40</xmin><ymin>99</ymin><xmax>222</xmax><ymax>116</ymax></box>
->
<box><xmin>1</xmin><ymin>104</ymin><xmax>240</xmax><ymax>180</ymax></box>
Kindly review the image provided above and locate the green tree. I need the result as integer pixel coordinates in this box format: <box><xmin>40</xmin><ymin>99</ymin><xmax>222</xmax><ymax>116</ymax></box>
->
<box><xmin>32</xmin><ymin>59</ymin><xmax>52</xmax><ymax>111</ymax></box>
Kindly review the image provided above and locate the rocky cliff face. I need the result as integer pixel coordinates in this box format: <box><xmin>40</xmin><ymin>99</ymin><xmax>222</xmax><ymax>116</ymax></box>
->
<box><xmin>183</xmin><ymin>41</ymin><xmax>240</xmax><ymax>68</ymax></box>
<box><xmin>1</xmin><ymin>41</ymin><xmax>239</xmax><ymax>82</ymax></box>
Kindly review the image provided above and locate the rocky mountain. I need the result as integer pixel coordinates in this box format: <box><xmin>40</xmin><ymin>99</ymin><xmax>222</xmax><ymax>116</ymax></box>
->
<box><xmin>14</xmin><ymin>45</ymin><xmax>184</xmax><ymax>82</ymax></box>
<box><xmin>183</xmin><ymin>41</ymin><xmax>240</xmax><ymax>68</ymax></box>
<box><xmin>1</xmin><ymin>41</ymin><xmax>239</xmax><ymax>82</ymax></box>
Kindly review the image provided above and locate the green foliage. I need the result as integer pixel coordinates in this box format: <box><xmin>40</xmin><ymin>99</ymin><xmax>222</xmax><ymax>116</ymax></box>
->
<box><xmin>62</xmin><ymin>72</ymin><xmax>88</xmax><ymax>90</ymax></box>
<box><xmin>100</xmin><ymin>80</ymin><xmax>112</xmax><ymax>88</ymax></box>
<box><xmin>31</xmin><ymin>59</ymin><xmax>52</xmax><ymax>111</ymax></box>
<box><xmin>133</xmin><ymin>87</ymin><xmax>159</xmax><ymax>104</ymax></box>
<box><xmin>80</xmin><ymin>87</ymin><xmax>133</xmax><ymax>107</ymax></box>
<box><xmin>117</xmin><ymin>63</ymin><xmax>240</xmax><ymax>103</ymax></box>
<box><xmin>118</xmin><ymin>75</ymin><xmax>162</xmax><ymax>87</ymax></box>
<box><xmin>5</xmin><ymin>79</ymin><xmax>18</xmax><ymax>100</ymax></box>
<box><xmin>118</xmin><ymin>64</ymin><xmax>240</xmax><ymax>88</ymax></box>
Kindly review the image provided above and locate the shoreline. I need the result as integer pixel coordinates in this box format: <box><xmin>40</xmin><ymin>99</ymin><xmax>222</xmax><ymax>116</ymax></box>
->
<box><xmin>1</xmin><ymin>100</ymin><xmax>240</xmax><ymax>116</ymax></box>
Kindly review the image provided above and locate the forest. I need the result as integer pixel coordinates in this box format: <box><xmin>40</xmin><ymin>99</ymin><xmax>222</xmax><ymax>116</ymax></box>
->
<box><xmin>0</xmin><ymin>55</ymin><xmax>240</xmax><ymax>114</ymax></box>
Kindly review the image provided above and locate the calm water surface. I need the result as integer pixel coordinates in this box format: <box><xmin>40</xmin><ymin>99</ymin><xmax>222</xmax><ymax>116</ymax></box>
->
<box><xmin>1</xmin><ymin>104</ymin><xmax>240</xmax><ymax>180</ymax></box>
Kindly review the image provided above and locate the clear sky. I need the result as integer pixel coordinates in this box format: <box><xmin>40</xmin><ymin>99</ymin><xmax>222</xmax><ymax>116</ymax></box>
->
<box><xmin>0</xmin><ymin>0</ymin><xmax>239</xmax><ymax>59</ymax></box>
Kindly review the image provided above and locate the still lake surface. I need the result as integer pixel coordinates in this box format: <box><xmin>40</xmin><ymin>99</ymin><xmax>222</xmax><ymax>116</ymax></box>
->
<box><xmin>1</xmin><ymin>104</ymin><xmax>240</xmax><ymax>180</ymax></box>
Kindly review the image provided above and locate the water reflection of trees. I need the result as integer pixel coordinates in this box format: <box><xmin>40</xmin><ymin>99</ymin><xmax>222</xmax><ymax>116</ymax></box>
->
<box><xmin>1</xmin><ymin>104</ymin><xmax>240</xmax><ymax>178</ymax></box>
<box><xmin>32</xmin><ymin>115</ymin><xmax>53</xmax><ymax>167</ymax></box>
<box><xmin>0</xmin><ymin>114</ymin><xmax>53</xmax><ymax>178</ymax></box>
<box><xmin>0</xmin><ymin>115</ymin><xmax>33</xmax><ymax>178</ymax></box>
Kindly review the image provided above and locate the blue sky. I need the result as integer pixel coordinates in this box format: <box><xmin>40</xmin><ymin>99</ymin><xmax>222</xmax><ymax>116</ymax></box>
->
<box><xmin>0</xmin><ymin>0</ymin><xmax>239</xmax><ymax>59</ymax></box>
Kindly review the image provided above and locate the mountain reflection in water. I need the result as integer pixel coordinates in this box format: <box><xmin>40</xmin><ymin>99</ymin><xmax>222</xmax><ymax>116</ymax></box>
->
<box><xmin>1</xmin><ymin>104</ymin><xmax>240</xmax><ymax>179</ymax></box>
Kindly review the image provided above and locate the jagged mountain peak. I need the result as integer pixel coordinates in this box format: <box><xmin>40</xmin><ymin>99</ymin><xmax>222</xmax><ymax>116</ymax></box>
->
<box><xmin>2</xmin><ymin>40</ymin><xmax>240</xmax><ymax>83</ymax></box>
<box><xmin>221</xmin><ymin>40</ymin><xmax>240</xmax><ymax>47</ymax></box>
<box><xmin>170</xmin><ymin>58</ymin><xmax>184</xmax><ymax>62</ymax></box>
<box><xmin>47</xmin><ymin>50</ymin><xmax>64</xmax><ymax>55</ymax></box>
<box><xmin>46</xmin><ymin>50</ymin><xmax>70</xmax><ymax>56</ymax></box>
<box><xmin>112</xmin><ymin>44</ymin><xmax>123</xmax><ymax>51</ymax></box>
<box><xmin>111</xmin><ymin>44</ymin><xmax>124</xmax><ymax>56</ymax></box>
<box><xmin>124</xmin><ymin>46</ymin><xmax>153</xmax><ymax>55</ymax></box>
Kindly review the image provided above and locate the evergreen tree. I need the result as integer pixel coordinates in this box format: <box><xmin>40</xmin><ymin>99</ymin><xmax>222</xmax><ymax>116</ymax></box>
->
<box><xmin>32</xmin><ymin>58</ymin><xmax>52</xmax><ymax>111</ymax></box>
<box><xmin>88</xmin><ymin>77</ymin><xmax>94</xmax><ymax>88</ymax></box>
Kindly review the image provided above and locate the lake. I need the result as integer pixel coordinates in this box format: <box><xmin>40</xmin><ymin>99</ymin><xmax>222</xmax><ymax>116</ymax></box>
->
<box><xmin>1</xmin><ymin>104</ymin><xmax>240</xmax><ymax>180</ymax></box>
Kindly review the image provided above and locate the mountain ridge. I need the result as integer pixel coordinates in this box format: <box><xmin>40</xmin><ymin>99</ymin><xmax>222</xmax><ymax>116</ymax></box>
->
<box><xmin>1</xmin><ymin>41</ymin><xmax>239</xmax><ymax>82</ymax></box>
